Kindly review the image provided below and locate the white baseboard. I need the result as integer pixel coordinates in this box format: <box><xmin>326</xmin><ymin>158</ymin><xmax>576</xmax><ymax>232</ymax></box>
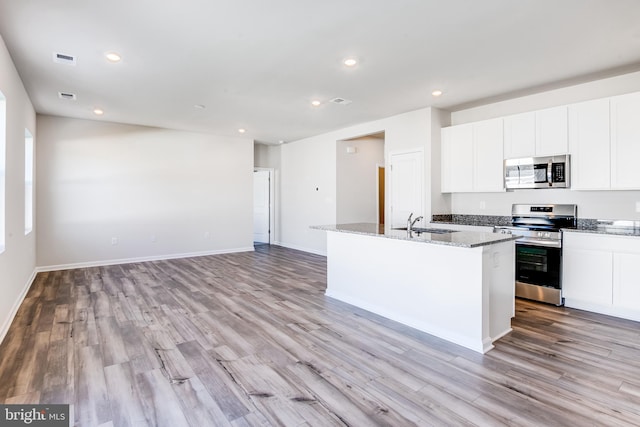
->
<box><xmin>36</xmin><ymin>246</ymin><xmax>255</xmax><ymax>272</ymax></box>
<box><xmin>274</xmin><ymin>241</ymin><xmax>327</xmax><ymax>256</ymax></box>
<box><xmin>0</xmin><ymin>269</ymin><xmax>37</xmax><ymax>346</ymax></box>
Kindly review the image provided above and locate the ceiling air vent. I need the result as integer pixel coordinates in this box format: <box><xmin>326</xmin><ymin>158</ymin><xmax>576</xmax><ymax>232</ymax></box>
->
<box><xmin>53</xmin><ymin>52</ymin><xmax>77</xmax><ymax>65</ymax></box>
<box><xmin>329</xmin><ymin>97</ymin><xmax>352</xmax><ymax>105</ymax></box>
<box><xmin>58</xmin><ymin>92</ymin><xmax>77</xmax><ymax>101</ymax></box>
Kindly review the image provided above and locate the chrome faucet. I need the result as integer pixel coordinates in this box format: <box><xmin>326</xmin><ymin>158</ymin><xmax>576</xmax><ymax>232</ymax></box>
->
<box><xmin>407</xmin><ymin>213</ymin><xmax>423</xmax><ymax>232</ymax></box>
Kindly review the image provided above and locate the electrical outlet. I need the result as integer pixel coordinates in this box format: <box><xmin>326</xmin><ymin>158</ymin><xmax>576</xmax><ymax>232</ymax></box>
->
<box><xmin>204</xmin><ymin>231</ymin><xmax>210</xmax><ymax>239</ymax></box>
<box><xmin>479</xmin><ymin>201</ymin><xmax>486</xmax><ymax>210</ymax></box>
<box><xmin>150</xmin><ymin>235</ymin><xmax>157</xmax><ymax>243</ymax></box>
<box><xmin>636</xmin><ymin>201</ymin><xmax>640</xmax><ymax>213</ymax></box>
<box><xmin>111</xmin><ymin>237</ymin><xmax>118</xmax><ymax>245</ymax></box>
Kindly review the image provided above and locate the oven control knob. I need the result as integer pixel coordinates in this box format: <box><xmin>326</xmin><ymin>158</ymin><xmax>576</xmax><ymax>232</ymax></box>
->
<box><xmin>544</xmin><ymin>232</ymin><xmax>551</xmax><ymax>238</ymax></box>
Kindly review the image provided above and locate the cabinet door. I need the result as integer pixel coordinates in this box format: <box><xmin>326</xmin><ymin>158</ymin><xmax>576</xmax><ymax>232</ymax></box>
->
<box><xmin>563</xmin><ymin>247</ymin><xmax>613</xmax><ymax>305</ymax></box>
<box><xmin>504</xmin><ymin>112</ymin><xmax>535</xmax><ymax>158</ymax></box>
<box><xmin>569</xmin><ymin>98</ymin><xmax>610</xmax><ymax>190</ymax></box>
<box><xmin>441</xmin><ymin>127</ymin><xmax>452</xmax><ymax>193</ymax></box>
<box><xmin>536</xmin><ymin>106</ymin><xmax>568</xmax><ymax>156</ymax></box>
<box><xmin>473</xmin><ymin>118</ymin><xmax>504</xmax><ymax>192</ymax></box>
<box><xmin>611</xmin><ymin>91</ymin><xmax>640</xmax><ymax>189</ymax></box>
<box><xmin>441</xmin><ymin>124</ymin><xmax>473</xmax><ymax>192</ymax></box>
<box><xmin>613</xmin><ymin>252</ymin><xmax>640</xmax><ymax>311</ymax></box>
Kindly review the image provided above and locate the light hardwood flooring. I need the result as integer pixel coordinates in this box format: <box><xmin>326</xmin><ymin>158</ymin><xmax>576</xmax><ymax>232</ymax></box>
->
<box><xmin>1</xmin><ymin>245</ymin><xmax>640</xmax><ymax>426</ymax></box>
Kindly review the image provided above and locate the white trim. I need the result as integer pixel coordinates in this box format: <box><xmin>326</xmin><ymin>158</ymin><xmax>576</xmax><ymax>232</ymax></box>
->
<box><xmin>36</xmin><ymin>246</ymin><xmax>255</xmax><ymax>272</ymax></box>
<box><xmin>274</xmin><ymin>242</ymin><xmax>327</xmax><ymax>257</ymax></box>
<box><xmin>0</xmin><ymin>269</ymin><xmax>37</xmax><ymax>345</ymax></box>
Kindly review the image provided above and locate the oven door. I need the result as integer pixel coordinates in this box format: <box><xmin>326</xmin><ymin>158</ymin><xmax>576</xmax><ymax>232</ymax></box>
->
<box><xmin>515</xmin><ymin>240</ymin><xmax>561</xmax><ymax>289</ymax></box>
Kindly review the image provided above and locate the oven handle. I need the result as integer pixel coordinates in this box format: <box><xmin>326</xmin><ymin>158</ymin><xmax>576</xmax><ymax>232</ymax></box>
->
<box><xmin>547</xmin><ymin>159</ymin><xmax>553</xmax><ymax>186</ymax></box>
<box><xmin>516</xmin><ymin>237</ymin><xmax>562</xmax><ymax>248</ymax></box>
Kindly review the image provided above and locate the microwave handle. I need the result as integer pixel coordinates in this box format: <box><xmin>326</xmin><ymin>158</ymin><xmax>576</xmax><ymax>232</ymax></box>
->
<box><xmin>547</xmin><ymin>160</ymin><xmax>553</xmax><ymax>186</ymax></box>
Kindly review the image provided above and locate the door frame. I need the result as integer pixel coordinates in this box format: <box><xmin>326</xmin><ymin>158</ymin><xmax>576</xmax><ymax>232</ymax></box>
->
<box><xmin>254</xmin><ymin>168</ymin><xmax>276</xmax><ymax>244</ymax></box>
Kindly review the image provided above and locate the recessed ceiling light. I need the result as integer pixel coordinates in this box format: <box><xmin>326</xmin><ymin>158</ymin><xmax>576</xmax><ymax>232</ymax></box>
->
<box><xmin>278</xmin><ymin>140</ymin><xmax>284</xmax><ymax>144</ymax></box>
<box><xmin>105</xmin><ymin>52</ymin><xmax>121</xmax><ymax>63</ymax></box>
<box><xmin>311</xmin><ymin>100</ymin><xmax>321</xmax><ymax>107</ymax></box>
<box><xmin>238</xmin><ymin>128</ymin><xmax>246</xmax><ymax>134</ymax></box>
<box><xmin>432</xmin><ymin>90</ymin><xmax>443</xmax><ymax>97</ymax></box>
<box><xmin>344</xmin><ymin>58</ymin><xmax>357</xmax><ymax>67</ymax></box>
<box><xmin>194</xmin><ymin>104</ymin><xmax>206</xmax><ymax>109</ymax></box>
<box><xmin>93</xmin><ymin>108</ymin><xmax>104</xmax><ymax>116</ymax></box>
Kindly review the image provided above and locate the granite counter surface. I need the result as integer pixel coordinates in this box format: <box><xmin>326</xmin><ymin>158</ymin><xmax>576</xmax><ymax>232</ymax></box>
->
<box><xmin>312</xmin><ymin>223</ymin><xmax>518</xmax><ymax>248</ymax></box>
<box><xmin>431</xmin><ymin>214</ymin><xmax>511</xmax><ymax>227</ymax></box>
<box><xmin>565</xmin><ymin>226</ymin><xmax>640</xmax><ymax>237</ymax></box>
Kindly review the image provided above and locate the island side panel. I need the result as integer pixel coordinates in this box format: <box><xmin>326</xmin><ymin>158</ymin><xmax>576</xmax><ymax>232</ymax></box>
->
<box><xmin>325</xmin><ymin>231</ymin><xmax>488</xmax><ymax>353</ymax></box>
<box><xmin>483</xmin><ymin>240</ymin><xmax>516</xmax><ymax>343</ymax></box>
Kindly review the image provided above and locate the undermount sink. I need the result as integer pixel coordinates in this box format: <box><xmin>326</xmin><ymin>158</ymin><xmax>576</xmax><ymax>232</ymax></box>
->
<box><xmin>393</xmin><ymin>227</ymin><xmax>459</xmax><ymax>235</ymax></box>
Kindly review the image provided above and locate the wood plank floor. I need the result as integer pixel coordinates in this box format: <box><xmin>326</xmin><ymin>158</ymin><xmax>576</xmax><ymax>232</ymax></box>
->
<box><xmin>1</xmin><ymin>245</ymin><xmax>640</xmax><ymax>426</ymax></box>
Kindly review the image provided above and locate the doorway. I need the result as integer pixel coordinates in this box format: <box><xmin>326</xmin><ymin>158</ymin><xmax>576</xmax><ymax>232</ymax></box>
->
<box><xmin>336</xmin><ymin>132</ymin><xmax>385</xmax><ymax>224</ymax></box>
<box><xmin>377</xmin><ymin>165</ymin><xmax>385</xmax><ymax>225</ymax></box>
<box><xmin>253</xmin><ymin>169</ymin><xmax>273</xmax><ymax>245</ymax></box>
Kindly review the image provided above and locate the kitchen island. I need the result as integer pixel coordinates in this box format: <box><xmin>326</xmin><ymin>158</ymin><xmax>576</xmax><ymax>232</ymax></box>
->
<box><xmin>312</xmin><ymin>223</ymin><xmax>518</xmax><ymax>353</ymax></box>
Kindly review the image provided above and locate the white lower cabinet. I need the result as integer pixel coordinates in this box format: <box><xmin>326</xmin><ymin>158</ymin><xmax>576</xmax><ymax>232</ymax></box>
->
<box><xmin>613</xmin><ymin>252</ymin><xmax>640</xmax><ymax>311</ymax></box>
<box><xmin>563</xmin><ymin>231</ymin><xmax>640</xmax><ymax>321</ymax></box>
<box><xmin>563</xmin><ymin>246</ymin><xmax>613</xmax><ymax>306</ymax></box>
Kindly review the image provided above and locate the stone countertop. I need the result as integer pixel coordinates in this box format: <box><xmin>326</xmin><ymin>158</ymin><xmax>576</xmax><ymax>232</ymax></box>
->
<box><xmin>311</xmin><ymin>223</ymin><xmax>518</xmax><ymax>248</ymax></box>
<box><xmin>564</xmin><ymin>226</ymin><xmax>640</xmax><ymax>237</ymax></box>
<box><xmin>431</xmin><ymin>214</ymin><xmax>511</xmax><ymax>228</ymax></box>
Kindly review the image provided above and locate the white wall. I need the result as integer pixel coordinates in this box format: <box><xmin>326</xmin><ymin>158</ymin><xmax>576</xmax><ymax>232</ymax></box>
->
<box><xmin>280</xmin><ymin>107</ymin><xmax>437</xmax><ymax>255</ymax></box>
<box><xmin>430</xmin><ymin>108</ymin><xmax>451</xmax><ymax>215</ymax></box>
<box><xmin>0</xmin><ymin>35</ymin><xmax>37</xmax><ymax>343</ymax></box>
<box><xmin>36</xmin><ymin>115</ymin><xmax>254</xmax><ymax>268</ymax></box>
<box><xmin>336</xmin><ymin>136</ymin><xmax>384</xmax><ymax>224</ymax></box>
<box><xmin>449</xmin><ymin>71</ymin><xmax>640</xmax><ymax>220</ymax></box>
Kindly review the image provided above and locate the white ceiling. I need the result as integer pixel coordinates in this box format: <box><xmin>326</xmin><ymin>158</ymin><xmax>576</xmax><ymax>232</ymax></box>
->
<box><xmin>1</xmin><ymin>0</ymin><xmax>639</xmax><ymax>144</ymax></box>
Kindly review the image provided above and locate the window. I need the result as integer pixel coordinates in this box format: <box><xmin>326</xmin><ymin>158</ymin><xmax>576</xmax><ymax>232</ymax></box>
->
<box><xmin>0</xmin><ymin>91</ymin><xmax>6</xmax><ymax>252</ymax></box>
<box><xmin>25</xmin><ymin>128</ymin><xmax>34</xmax><ymax>235</ymax></box>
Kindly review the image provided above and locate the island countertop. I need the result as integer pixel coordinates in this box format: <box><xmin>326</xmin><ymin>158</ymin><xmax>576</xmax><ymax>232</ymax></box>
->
<box><xmin>312</xmin><ymin>223</ymin><xmax>518</xmax><ymax>248</ymax></box>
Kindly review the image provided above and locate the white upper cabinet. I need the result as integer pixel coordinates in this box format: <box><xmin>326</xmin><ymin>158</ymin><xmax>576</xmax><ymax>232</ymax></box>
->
<box><xmin>473</xmin><ymin>118</ymin><xmax>504</xmax><ymax>192</ymax></box>
<box><xmin>503</xmin><ymin>112</ymin><xmax>536</xmax><ymax>158</ymax></box>
<box><xmin>611</xmin><ymin>91</ymin><xmax>640</xmax><ymax>190</ymax></box>
<box><xmin>568</xmin><ymin>98</ymin><xmax>610</xmax><ymax>190</ymax></box>
<box><xmin>441</xmin><ymin>119</ymin><xmax>504</xmax><ymax>193</ymax></box>
<box><xmin>535</xmin><ymin>106</ymin><xmax>568</xmax><ymax>156</ymax></box>
<box><xmin>441</xmin><ymin>123</ymin><xmax>473</xmax><ymax>193</ymax></box>
<box><xmin>503</xmin><ymin>107</ymin><xmax>568</xmax><ymax>158</ymax></box>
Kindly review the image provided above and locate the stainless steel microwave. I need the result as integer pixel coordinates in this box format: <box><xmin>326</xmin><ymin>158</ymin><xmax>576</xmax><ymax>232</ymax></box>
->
<box><xmin>504</xmin><ymin>155</ymin><xmax>570</xmax><ymax>189</ymax></box>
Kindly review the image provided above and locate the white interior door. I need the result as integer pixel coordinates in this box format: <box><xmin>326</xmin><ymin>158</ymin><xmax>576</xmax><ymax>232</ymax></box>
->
<box><xmin>390</xmin><ymin>150</ymin><xmax>424</xmax><ymax>228</ymax></box>
<box><xmin>253</xmin><ymin>170</ymin><xmax>270</xmax><ymax>243</ymax></box>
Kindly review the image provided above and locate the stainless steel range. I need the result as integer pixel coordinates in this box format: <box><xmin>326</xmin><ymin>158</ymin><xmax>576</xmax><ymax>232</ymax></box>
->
<box><xmin>494</xmin><ymin>204</ymin><xmax>577</xmax><ymax>306</ymax></box>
